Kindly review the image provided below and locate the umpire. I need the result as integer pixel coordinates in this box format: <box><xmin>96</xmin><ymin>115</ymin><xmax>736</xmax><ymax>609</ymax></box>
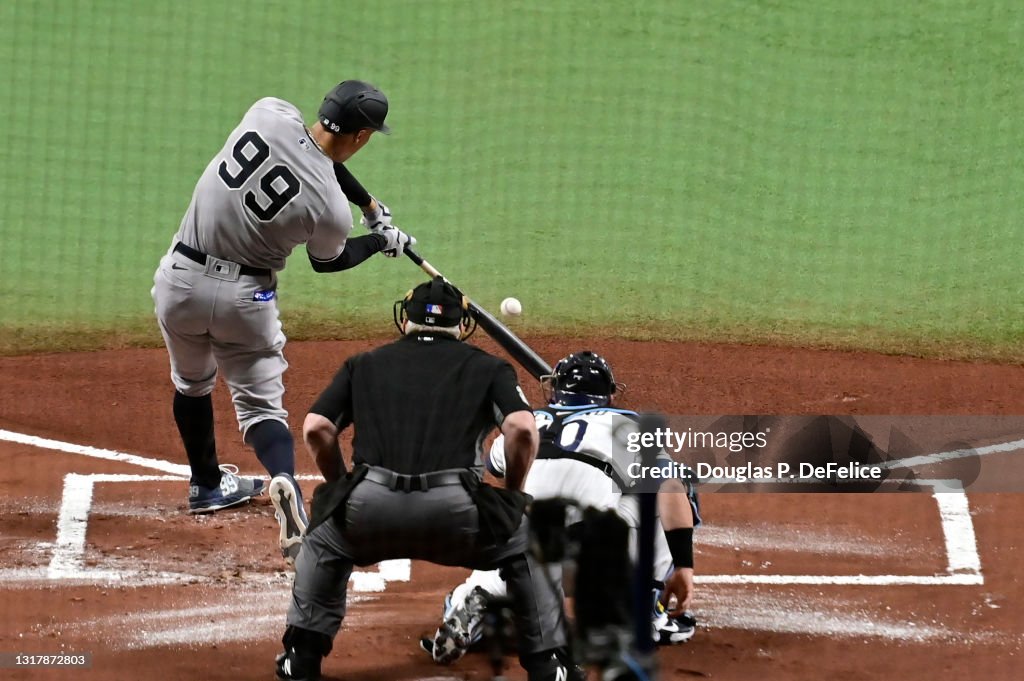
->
<box><xmin>274</xmin><ymin>277</ymin><xmax>579</xmax><ymax>681</ymax></box>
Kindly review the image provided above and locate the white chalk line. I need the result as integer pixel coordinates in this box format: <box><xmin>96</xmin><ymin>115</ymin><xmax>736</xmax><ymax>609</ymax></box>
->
<box><xmin>0</xmin><ymin>566</ymin><xmax>203</xmax><ymax>587</ymax></box>
<box><xmin>48</xmin><ymin>474</ymin><xmax>94</xmax><ymax>579</ymax></box>
<box><xmin>702</xmin><ymin>590</ymin><xmax>998</xmax><ymax>644</ymax></box>
<box><xmin>697</xmin><ymin>573</ymin><xmax>983</xmax><ymax>586</ymax></box>
<box><xmin>696</xmin><ymin>490</ymin><xmax>982</xmax><ymax>584</ymax></box>
<box><xmin>0</xmin><ymin>429</ymin><xmax>983</xmax><ymax>588</ymax></box>
<box><xmin>882</xmin><ymin>437</ymin><xmax>1024</xmax><ymax>470</ymax></box>
<box><xmin>0</xmin><ymin>429</ymin><xmax>192</xmax><ymax>477</ymax></box>
<box><xmin>700</xmin><ymin>476</ymin><xmax>965</xmax><ymax>488</ymax></box>
<box><xmin>17</xmin><ymin>470</ymin><xmax>410</xmax><ymax>590</ymax></box>
<box><xmin>693</xmin><ymin>435</ymin><xmax>1024</xmax><ymax>487</ymax></box>
<box><xmin>0</xmin><ymin>427</ymin><xmax>322</xmax><ymax>481</ymax></box>
<box><xmin>697</xmin><ymin>523</ymin><xmax>918</xmax><ymax>558</ymax></box>
<box><xmin>935</xmin><ymin>492</ymin><xmax>982</xmax><ymax>573</ymax></box>
<box><xmin>64</xmin><ymin>590</ymin><xmax>376</xmax><ymax>650</ymax></box>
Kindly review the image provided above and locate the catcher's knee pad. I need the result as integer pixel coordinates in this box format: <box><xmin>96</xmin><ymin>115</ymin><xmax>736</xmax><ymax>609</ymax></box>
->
<box><xmin>521</xmin><ymin>648</ymin><xmax>585</xmax><ymax>681</ymax></box>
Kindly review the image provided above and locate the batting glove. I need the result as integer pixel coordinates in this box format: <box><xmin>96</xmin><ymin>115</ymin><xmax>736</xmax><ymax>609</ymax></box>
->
<box><xmin>360</xmin><ymin>196</ymin><xmax>393</xmax><ymax>231</ymax></box>
<box><xmin>377</xmin><ymin>225</ymin><xmax>416</xmax><ymax>258</ymax></box>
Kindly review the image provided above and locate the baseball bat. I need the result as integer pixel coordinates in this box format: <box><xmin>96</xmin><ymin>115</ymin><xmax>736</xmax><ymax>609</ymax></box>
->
<box><xmin>404</xmin><ymin>247</ymin><xmax>553</xmax><ymax>379</ymax></box>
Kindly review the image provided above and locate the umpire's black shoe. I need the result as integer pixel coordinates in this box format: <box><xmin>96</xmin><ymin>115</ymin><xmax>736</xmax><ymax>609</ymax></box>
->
<box><xmin>522</xmin><ymin>648</ymin><xmax>586</xmax><ymax>681</ymax></box>
<box><xmin>275</xmin><ymin>649</ymin><xmax>321</xmax><ymax>681</ymax></box>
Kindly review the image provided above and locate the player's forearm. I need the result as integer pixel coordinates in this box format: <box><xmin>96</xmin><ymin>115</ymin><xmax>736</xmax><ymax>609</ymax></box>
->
<box><xmin>302</xmin><ymin>414</ymin><xmax>346</xmax><ymax>482</ymax></box>
<box><xmin>659</xmin><ymin>479</ymin><xmax>695</xmax><ymax>571</ymax></box>
<box><xmin>308</xmin><ymin>234</ymin><xmax>386</xmax><ymax>273</ymax></box>
<box><xmin>501</xmin><ymin>426</ymin><xmax>538</xmax><ymax>491</ymax></box>
<box><xmin>658</xmin><ymin>479</ymin><xmax>694</xmax><ymax>530</ymax></box>
<box><xmin>315</xmin><ymin>439</ymin><xmax>346</xmax><ymax>483</ymax></box>
<box><xmin>332</xmin><ymin>162</ymin><xmax>372</xmax><ymax>209</ymax></box>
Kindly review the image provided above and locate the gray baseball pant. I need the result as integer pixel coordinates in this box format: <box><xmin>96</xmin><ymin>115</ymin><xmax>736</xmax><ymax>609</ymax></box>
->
<box><xmin>286</xmin><ymin>476</ymin><xmax>566</xmax><ymax>656</ymax></box>
<box><xmin>151</xmin><ymin>250</ymin><xmax>288</xmax><ymax>435</ymax></box>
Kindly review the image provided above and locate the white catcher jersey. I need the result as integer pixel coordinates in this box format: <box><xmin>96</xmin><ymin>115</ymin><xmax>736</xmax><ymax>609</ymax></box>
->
<box><xmin>487</xmin><ymin>405</ymin><xmax>697</xmax><ymax>581</ymax></box>
<box><xmin>488</xmin><ymin>405</ymin><xmax>700</xmax><ymax>521</ymax></box>
<box><xmin>488</xmin><ymin>406</ymin><xmax>648</xmax><ymax>510</ymax></box>
<box><xmin>173</xmin><ymin>98</ymin><xmax>353</xmax><ymax>271</ymax></box>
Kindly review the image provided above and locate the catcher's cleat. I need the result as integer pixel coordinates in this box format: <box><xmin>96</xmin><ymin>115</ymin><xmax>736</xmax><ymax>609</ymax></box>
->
<box><xmin>652</xmin><ymin>601</ymin><xmax>696</xmax><ymax>645</ymax></box>
<box><xmin>270</xmin><ymin>474</ymin><xmax>309</xmax><ymax>566</ymax></box>
<box><xmin>188</xmin><ymin>464</ymin><xmax>265</xmax><ymax>514</ymax></box>
<box><xmin>428</xmin><ymin>586</ymin><xmax>491</xmax><ymax>664</ymax></box>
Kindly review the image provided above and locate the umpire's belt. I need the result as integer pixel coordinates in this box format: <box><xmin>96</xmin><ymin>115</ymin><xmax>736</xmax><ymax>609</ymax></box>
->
<box><xmin>173</xmin><ymin>242</ymin><xmax>271</xmax><ymax>278</ymax></box>
<box><xmin>363</xmin><ymin>466</ymin><xmax>465</xmax><ymax>493</ymax></box>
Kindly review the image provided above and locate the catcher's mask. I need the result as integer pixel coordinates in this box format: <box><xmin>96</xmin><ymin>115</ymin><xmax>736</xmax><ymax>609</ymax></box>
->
<box><xmin>393</xmin><ymin>276</ymin><xmax>477</xmax><ymax>340</ymax></box>
<box><xmin>542</xmin><ymin>350</ymin><xmax>624</xmax><ymax>407</ymax></box>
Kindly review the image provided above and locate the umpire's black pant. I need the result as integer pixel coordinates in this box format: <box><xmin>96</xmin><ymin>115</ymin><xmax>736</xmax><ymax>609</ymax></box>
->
<box><xmin>286</xmin><ymin>472</ymin><xmax>566</xmax><ymax>657</ymax></box>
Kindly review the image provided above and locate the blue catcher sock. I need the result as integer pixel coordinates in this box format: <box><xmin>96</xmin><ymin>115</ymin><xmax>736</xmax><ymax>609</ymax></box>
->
<box><xmin>245</xmin><ymin>419</ymin><xmax>295</xmax><ymax>478</ymax></box>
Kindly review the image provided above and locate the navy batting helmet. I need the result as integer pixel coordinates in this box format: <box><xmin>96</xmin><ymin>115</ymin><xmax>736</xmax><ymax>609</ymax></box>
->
<box><xmin>547</xmin><ymin>350</ymin><xmax>619</xmax><ymax>407</ymax></box>
<box><xmin>318</xmin><ymin>80</ymin><xmax>391</xmax><ymax>135</ymax></box>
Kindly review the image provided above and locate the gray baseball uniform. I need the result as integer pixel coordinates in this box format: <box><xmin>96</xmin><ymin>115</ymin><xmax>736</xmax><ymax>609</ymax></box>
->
<box><xmin>152</xmin><ymin>97</ymin><xmax>353</xmax><ymax>435</ymax></box>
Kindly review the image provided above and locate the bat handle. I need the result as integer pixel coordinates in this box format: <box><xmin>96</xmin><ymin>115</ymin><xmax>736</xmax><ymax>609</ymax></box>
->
<box><xmin>403</xmin><ymin>247</ymin><xmax>425</xmax><ymax>266</ymax></box>
<box><xmin>404</xmin><ymin>247</ymin><xmax>442</xmax><ymax>278</ymax></box>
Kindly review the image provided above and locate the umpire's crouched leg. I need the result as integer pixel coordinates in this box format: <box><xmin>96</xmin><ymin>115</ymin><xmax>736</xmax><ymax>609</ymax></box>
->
<box><xmin>279</xmin><ymin>517</ymin><xmax>356</xmax><ymax>680</ymax></box>
<box><xmin>499</xmin><ymin>551</ymin><xmax>584</xmax><ymax>681</ymax></box>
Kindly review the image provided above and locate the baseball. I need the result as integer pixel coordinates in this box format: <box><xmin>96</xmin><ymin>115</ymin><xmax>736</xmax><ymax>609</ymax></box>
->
<box><xmin>500</xmin><ymin>297</ymin><xmax>522</xmax><ymax>317</ymax></box>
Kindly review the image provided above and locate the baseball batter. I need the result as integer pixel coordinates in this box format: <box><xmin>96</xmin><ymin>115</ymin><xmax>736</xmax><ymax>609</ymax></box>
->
<box><xmin>151</xmin><ymin>80</ymin><xmax>413</xmax><ymax>564</ymax></box>
<box><xmin>425</xmin><ymin>351</ymin><xmax>700</xmax><ymax>664</ymax></box>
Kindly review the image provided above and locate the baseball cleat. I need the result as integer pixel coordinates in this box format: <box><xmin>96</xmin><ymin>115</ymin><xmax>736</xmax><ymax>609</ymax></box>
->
<box><xmin>429</xmin><ymin>620</ymin><xmax>470</xmax><ymax>665</ymax></box>
<box><xmin>188</xmin><ymin>464</ymin><xmax>265</xmax><ymax>514</ymax></box>
<box><xmin>652</xmin><ymin>602</ymin><xmax>696</xmax><ymax>645</ymax></box>
<box><xmin>270</xmin><ymin>473</ymin><xmax>308</xmax><ymax>566</ymax></box>
<box><xmin>428</xmin><ymin>586</ymin><xmax>490</xmax><ymax>665</ymax></box>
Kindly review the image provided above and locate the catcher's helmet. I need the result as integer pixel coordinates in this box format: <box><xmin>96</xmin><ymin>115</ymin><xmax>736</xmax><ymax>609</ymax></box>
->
<box><xmin>318</xmin><ymin>80</ymin><xmax>390</xmax><ymax>135</ymax></box>
<box><xmin>393</xmin><ymin>276</ymin><xmax>477</xmax><ymax>339</ymax></box>
<box><xmin>545</xmin><ymin>350</ymin><xmax>619</xmax><ymax>407</ymax></box>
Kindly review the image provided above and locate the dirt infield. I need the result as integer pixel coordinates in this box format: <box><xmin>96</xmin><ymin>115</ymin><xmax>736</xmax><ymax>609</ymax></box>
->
<box><xmin>1</xmin><ymin>337</ymin><xmax>1022</xmax><ymax>680</ymax></box>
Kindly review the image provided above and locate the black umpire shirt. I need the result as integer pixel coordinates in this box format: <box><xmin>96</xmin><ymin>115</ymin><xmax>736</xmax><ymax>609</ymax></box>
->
<box><xmin>309</xmin><ymin>333</ymin><xmax>532</xmax><ymax>474</ymax></box>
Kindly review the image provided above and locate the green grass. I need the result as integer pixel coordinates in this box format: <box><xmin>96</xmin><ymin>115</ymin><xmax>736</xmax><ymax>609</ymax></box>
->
<box><xmin>2</xmin><ymin>1</ymin><xmax>1022</xmax><ymax>358</ymax></box>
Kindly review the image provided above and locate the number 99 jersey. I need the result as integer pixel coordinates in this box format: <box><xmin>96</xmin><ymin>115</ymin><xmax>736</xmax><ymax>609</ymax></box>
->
<box><xmin>173</xmin><ymin>97</ymin><xmax>354</xmax><ymax>273</ymax></box>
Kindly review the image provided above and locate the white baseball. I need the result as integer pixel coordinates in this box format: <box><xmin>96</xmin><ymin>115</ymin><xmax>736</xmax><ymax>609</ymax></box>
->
<box><xmin>500</xmin><ymin>297</ymin><xmax>522</xmax><ymax>317</ymax></box>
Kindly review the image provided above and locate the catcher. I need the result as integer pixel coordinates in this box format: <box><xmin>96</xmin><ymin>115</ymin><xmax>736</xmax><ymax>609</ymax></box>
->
<box><xmin>422</xmin><ymin>350</ymin><xmax>700</xmax><ymax>665</ymax></box>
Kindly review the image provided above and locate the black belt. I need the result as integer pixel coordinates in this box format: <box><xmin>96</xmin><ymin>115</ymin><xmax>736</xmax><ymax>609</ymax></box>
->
<box><xmin>536</xmin><ymin>445</ymin><xmax>626</xmax><ymax>488</ymax></box>
<box><xmin>363</xmin><ymin>467</ymin><xmax>465</xmax><ymax>493</ymax></box>
<box><xmin>173</xmin><ymin>242</ymin><xmax>271</xmax><ymax>278</ymax></box>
